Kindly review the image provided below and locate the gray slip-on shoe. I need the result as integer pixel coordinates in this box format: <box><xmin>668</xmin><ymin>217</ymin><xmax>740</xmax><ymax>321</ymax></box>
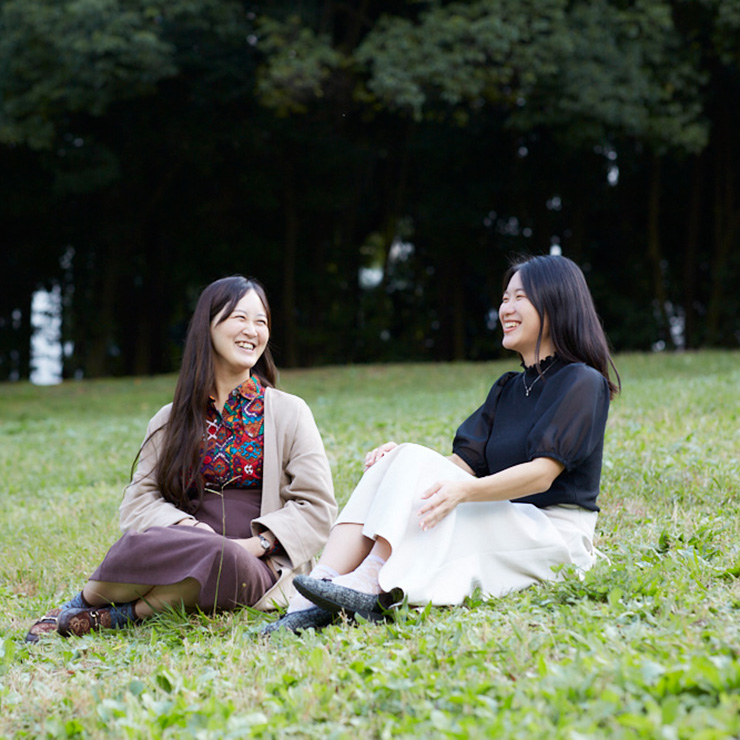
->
<box><xmin>293</xmin><ymin>575</ymin><xmax>401</xmax><ymax>622</ymax></box>
<box><xmin>260</xmin><ymin>606</ymin><xmax>335</xmax><ymax>635</ymax></box>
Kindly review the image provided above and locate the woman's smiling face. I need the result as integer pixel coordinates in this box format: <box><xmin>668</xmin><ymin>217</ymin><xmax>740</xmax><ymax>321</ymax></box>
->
<box><xmin>210</xmin><ymin>289</ymin><xmax>270</xmax><ymax>382</ymax></box>
<box><xmin>499</xmin><ymin>270</ymin><xmax>553</xmax><ymax>365</ymax></box>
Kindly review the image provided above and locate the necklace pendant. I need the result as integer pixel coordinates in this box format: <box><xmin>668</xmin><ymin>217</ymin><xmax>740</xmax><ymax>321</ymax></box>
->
<box><xmin>522</xmin><ymin>360</ymin><xmax>555</xmax><ymax>397</ymax></box>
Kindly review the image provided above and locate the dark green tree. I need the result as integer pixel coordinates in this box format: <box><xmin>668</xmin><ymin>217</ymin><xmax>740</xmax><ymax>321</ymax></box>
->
<box><xmin>1</xmin><ymin>0</ymin><xmax>739</xmax><ymax>380</ymax></box>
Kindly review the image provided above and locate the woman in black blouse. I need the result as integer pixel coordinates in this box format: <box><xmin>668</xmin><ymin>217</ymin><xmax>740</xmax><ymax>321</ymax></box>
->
<box><xmin>266</xmin><ymin>254</ymin><xmax>619</xmax><ymax>633</ymax></box>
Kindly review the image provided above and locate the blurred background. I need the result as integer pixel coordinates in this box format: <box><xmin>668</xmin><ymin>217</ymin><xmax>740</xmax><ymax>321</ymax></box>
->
<box><xmin>1</xmin><ymin>0</ymin><xmax>738</xmax><ymax>383</ymax></box>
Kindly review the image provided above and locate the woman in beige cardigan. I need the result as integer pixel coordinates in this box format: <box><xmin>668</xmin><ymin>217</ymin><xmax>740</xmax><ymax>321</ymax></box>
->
<box><xmin>26</xmin><ymin>276</ymin><xmax>336</xmax><ymax>641</ymax></box>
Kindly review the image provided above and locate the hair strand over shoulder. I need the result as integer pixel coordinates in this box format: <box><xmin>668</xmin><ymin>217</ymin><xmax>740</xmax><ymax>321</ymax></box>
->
<box><xmin>145</xmin><ymin>276</ymin><xmax>277</xmax><ymax>511</ymax></box>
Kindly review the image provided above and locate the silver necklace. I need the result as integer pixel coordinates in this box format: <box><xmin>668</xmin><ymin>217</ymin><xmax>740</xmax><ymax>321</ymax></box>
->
<box><xmin>522</xmin><ymin>361</ymin><xmax>554</xmax><ymax>397</ymax></box>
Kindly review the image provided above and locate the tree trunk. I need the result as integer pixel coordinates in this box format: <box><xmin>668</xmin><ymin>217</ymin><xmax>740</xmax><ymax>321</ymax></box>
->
<box><xmin>682</xmin><ymin>152</ymin><xmax>705</xmax><ymax>348</ymax></box>
<box><xmin>16</xmin><ymin>291</ymin><xmax>33</xmax><ymax>381</ymax></box>
<box><xmin>568</xmin><ymin>198</ymin><xmax>586</xmax><ymax>265</ymax></box>
<box><xmin>338</xmin><ymin>0</ymin><xmax>372</xmax><ymax>50</ymax></box>
<box><xmin>282</xmin><ymin>158</ymin><xmax>299</xmax><ymax>367</ymax></box>
<box><xmin>83</xmin><ymin>244</ymin><xmax>120</xmax><ymax>377</ymax></box>
<box><xmin>647</xmin><ymin>154</ymin><xmax>671</xmax><ymax>346</ymax></box>
<box><xmin>706</xmin><ymin>117</ymin><xmax>740</xmax><ymax>345</ymax></box>
<box><xmin>451</xmin><ymin>256</ymin><xmax>466</xmax><ymax>361</ymax></box>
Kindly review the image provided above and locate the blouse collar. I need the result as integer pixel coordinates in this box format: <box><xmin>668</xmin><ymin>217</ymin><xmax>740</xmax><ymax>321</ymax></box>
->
<box><xmin>209</xmin><ymin>376</ymin><xmax>263</xmax><ymax>408</ymax></box>
<box><xmin>234</xmin><ymin>375</ymin><xmax>262</xmax><ymax>400</ymax></box>
<box><xmin>521</xmin><ymin>353</ymin><xmax>561</xmax><ymax>374</ymax></box>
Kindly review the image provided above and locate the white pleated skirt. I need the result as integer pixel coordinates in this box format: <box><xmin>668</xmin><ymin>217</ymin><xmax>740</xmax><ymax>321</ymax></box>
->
<box><xmin>336</xmin><ymin>443</ymin><xmax>598</xmax><ymax>606</ymax></box>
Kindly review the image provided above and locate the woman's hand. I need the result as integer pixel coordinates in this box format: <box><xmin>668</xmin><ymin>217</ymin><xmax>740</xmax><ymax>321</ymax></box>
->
<box><xmin>236</xmin><ymin>537</ymin><xmax>268</xmax><ymax>558</ymax></box>
<box><xmin>175</xmin><ymin>518</ymin><xmax>216</xmax><ymax>534</ymax></box>
<box><xmin>364</xmin><ymin>441</ymin><xmax>398</xmax><ymax>470</ymax></box>
<box><xmin>417</xmin><ymin>479</ymin><xmax>471</xmax><ymax>531</ymax></box>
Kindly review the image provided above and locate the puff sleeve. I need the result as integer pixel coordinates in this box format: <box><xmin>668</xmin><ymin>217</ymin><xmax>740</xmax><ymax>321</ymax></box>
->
<box><xmin>526</xmin><ymin>365</ymin><xmax>609</xmax><ymax>470</ymax></box>
<box><xmin>452</xmin><ymin>371</ymin><xmax>518</xmax><ymax>477</ymax></box>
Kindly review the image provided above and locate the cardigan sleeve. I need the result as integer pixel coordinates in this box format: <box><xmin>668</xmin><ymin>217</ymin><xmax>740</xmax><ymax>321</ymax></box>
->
<box><xmin>252</xmin><ymin>393</ymin><xmax>337</xmax><ymax>568</ymax></box>
<box><xmin>118</xmin><ymin>404</ymin><xmax>197</xmax><ymax>532</ymax></box>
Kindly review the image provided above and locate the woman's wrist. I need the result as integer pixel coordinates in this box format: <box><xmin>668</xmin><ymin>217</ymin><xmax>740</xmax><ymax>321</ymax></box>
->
<box><xmin>256</xmin><ymin>532</ymin><xmax>281</xmax><ymax>557</ymax></box>
<box><xmin>462</xmin><ymin>476</ymin><xmax>486</xmax><ymax>504</ymax></box>
<box><xmin>236</xmin><ymin>537</ymin><xmax>267</xmax><ymax>557</ymax></box>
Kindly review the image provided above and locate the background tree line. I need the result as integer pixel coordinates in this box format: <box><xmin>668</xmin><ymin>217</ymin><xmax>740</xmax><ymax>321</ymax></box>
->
<box><xmin>1</xmin><ymin>0</ymin><xmax>739</xmax><ymax>380</ymax></box>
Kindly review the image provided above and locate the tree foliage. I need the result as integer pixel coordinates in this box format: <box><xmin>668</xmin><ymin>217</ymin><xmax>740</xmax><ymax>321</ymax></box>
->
<box><xmin>356</xmin><ymin>0</ymin><xmax>570</xmax><ymax>118</ymax></box>
<box><xmin>0</xmin><ymin>0</ymin><xmax>175</xmax><ymax>148</ymax></box>
<box><xmin>1</xmin><ymin>0</ymin><xmax>739</xmax><ymax>379</ymax></box>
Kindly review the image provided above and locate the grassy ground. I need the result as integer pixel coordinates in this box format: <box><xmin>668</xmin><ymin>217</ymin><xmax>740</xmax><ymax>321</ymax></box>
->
<box><xmin>1</xmin><ymin>352</ymin><xmax>739</xmax><ymax>739</ymax></box>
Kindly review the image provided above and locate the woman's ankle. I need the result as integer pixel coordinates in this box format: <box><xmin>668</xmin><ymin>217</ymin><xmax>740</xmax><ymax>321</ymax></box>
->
<box><xmin>332</xmin><ymin>553</ymin><xmax>386</xmax><ymax>595</ymax></box>
<box><xmin>61</xmin><ymin>590</ymin><xmax>92</xmax><ymax>610</ymax></box>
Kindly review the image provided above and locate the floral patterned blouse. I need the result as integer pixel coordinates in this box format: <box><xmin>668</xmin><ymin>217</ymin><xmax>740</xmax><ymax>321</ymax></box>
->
<box><xmin>201</xmin><ymin>377</ymin><xmax>265</xmax><ymax>490</ymax></box>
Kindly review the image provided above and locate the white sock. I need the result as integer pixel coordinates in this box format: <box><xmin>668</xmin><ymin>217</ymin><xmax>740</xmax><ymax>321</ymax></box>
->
<box><xmin>287</xmin><ymin>563</ymin><xmax>339</xmax><ymax>613</ymax></box>
<box><xmin>332</xmin><ymin>553</ymin><xmax>386</xmax><ymax>595</ymax></box>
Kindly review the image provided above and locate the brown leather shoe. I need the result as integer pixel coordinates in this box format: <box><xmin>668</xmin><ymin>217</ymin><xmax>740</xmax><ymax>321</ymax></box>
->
<box><xmin>57</xmin><ymin>607</ymin><xmax>113</xmax><ymax>637</ymax></box>
<box><xmin>25</xmin><ymin>608</ymin><xmax>63</xmax><ymax>643</ymax></box>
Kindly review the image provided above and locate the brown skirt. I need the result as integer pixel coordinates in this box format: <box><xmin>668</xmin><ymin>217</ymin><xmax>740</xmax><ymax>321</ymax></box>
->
<box><xmin>90</xmin><ymin>489</ymin><xmax>276</xmax><ymax>611</ymax></box>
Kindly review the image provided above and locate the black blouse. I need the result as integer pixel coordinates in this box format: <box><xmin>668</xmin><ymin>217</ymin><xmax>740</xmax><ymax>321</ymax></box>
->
<box><xmin>452</xmin><ymin>356</ymin><xmax>610</xmax><ymax>511</ymax></box>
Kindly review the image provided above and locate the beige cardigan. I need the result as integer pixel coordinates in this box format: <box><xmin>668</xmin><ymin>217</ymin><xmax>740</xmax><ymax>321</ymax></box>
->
<box><xmin>118</xmin><ymin>387</ymin><xmax>337</xmax><ymax>610</ymax></box>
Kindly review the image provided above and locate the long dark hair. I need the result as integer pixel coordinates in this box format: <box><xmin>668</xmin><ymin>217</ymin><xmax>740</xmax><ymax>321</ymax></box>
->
<box><xmin>153</xmin><ymin>276</ymin><xmax>277</xmax><ymax>510</ymax></box>
<box><xmin>503</xmin><ymin>255</ymin><xmax>620</xmax><ymax>399</ymax></box>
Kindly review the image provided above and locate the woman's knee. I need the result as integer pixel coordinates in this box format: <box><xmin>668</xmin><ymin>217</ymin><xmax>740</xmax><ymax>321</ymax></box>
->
<box><xmin>136</xmin><ymin>578</ymin><xmax>201</xmax><ymax>616</ymax></box>
<box><xmin>151</xmin><ymin>578</ymin><xmax>200</xmax><ymax>603</ymax></box>
<box><xmin>85</xmin><ymin>580</ymin><xmax>151</xmax><ymax>605</ymax></box>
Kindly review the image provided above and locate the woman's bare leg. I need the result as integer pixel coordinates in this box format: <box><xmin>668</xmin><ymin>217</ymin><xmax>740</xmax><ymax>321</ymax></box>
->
<box><xmin>83</xmin><ymin>581</ymin><xmax>147</xmax><ymax>606</ymax></box>
<box><xmin>316</xmin><ymin>523</ymin><xmax>376</xmax><ymax>574</ymax></box>
<box><xmin>368</xmin><ymin>536</ymin><xmax>391</xmax><ymax>562</ymax></box>
<box><xmin>316</xmin><ymin>527</ymin><xmax>392</xmax><ymax>595</ymax></box>
<box><xmin>133</xmin><ymin>579</ymin><xmax>201</xmax><ymax>618</ymax></box>
<box><xmin>83</xmin><ymin>578</ymin><xmax>201</xmax><ymax>619</ymax></box>
<box><xmin>287</xmin><ymin>524</ymin><xmax>386</xmax><ymax>612</ymax></box>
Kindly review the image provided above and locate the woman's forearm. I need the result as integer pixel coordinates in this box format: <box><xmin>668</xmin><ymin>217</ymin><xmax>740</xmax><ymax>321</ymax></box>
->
<box><xmin>464</xmin><ymin>457</ymin><xmax>565</xmax><ymax>504</ymax></box>
<box><xmin>418</xmin><ymin>456</ymin><xmax>565</xmax><ymax>530</ymax></box>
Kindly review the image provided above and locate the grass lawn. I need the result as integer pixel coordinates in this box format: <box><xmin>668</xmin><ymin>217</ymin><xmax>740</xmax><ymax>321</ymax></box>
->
<box><xmin>1</xmin><ymin>351</ymin><xmax>740</xmax><ymax>738</ymax></box>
